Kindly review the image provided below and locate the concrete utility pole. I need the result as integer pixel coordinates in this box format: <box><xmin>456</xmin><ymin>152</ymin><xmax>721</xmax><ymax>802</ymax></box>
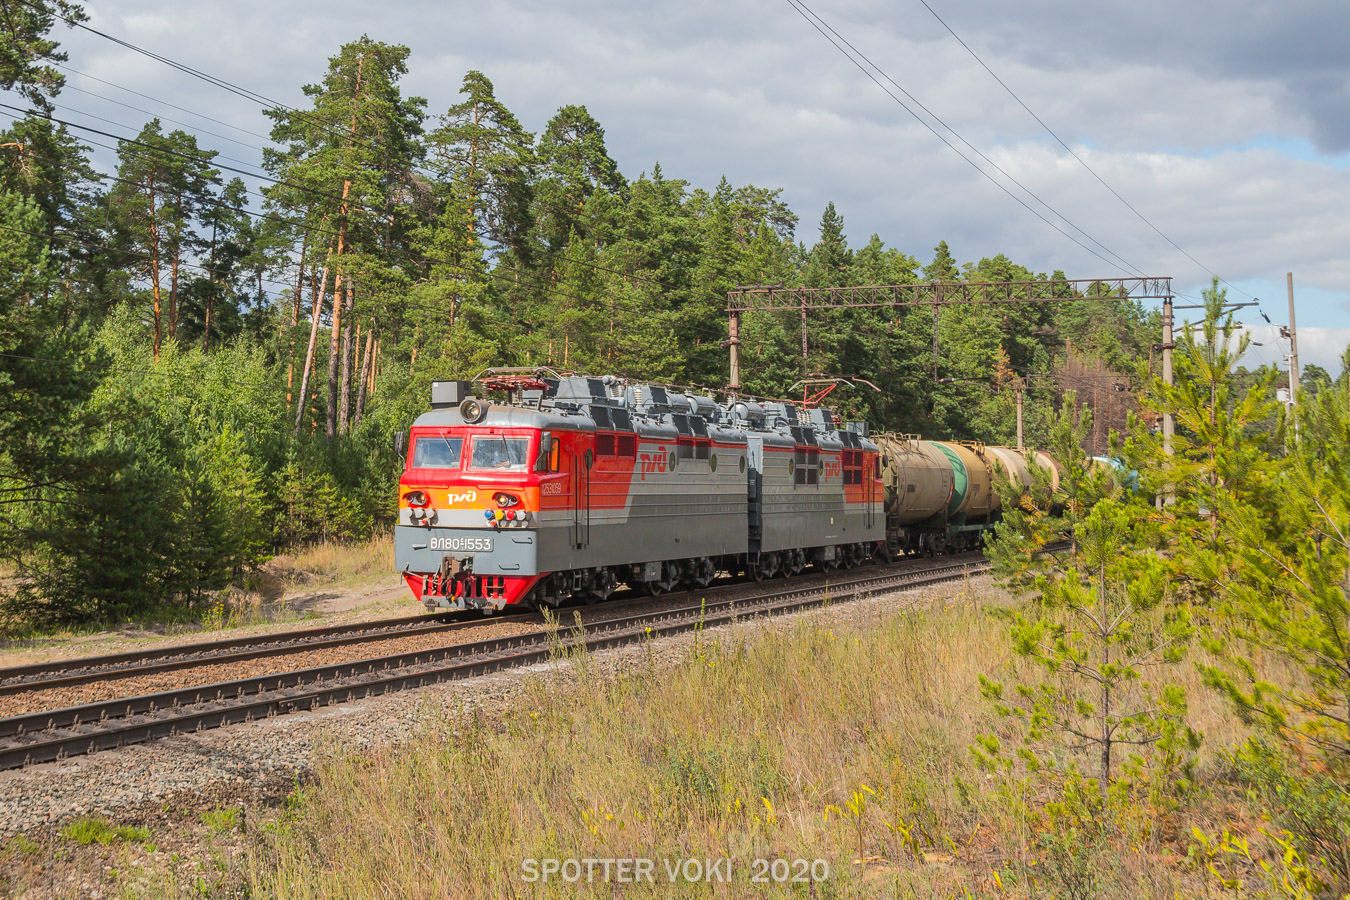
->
<box><xmin>728</xmin><ymin>309</ymin><xmax>741</xmax><ymax>396</ymax></box>
<box><xmin>1287</xmin><ymin>271</ymin><xmax>1301</xmax><ymax>444</ymax></box>
<box><xmin>1015</xmin><ymin>379</ymin><xmax>1025</xmax><ymax>451</ymax></box>
<box><xmin>1160</xmin><ymin>294</ymin><xmax>1175</xmax><ymax>509</ymax></box>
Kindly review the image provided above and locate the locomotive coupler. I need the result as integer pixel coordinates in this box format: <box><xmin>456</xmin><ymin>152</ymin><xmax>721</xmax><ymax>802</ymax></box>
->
<box><xmin>439</xmin><ymin>554</ymin><xmax>472</xmax><ymax>580</ymax></box>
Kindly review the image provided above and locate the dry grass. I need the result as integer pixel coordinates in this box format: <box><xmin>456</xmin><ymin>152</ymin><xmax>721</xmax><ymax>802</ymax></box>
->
<box><xmin>239</xmin><ymin>590</ymin><xmax>1306</xmax><ymax>899</ymax></box>
<box><xmin>5</xmin><ymin>583</ymin><xmax>1338</xmax><ymax>899</ymax></box>
<box><xmin>257</xmin><ymin>533</ymin><xmax>394</xmax><ymax>594</ymax></box>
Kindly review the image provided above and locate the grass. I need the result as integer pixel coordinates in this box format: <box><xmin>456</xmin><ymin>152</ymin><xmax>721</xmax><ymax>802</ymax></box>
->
<box><xmin>0</xmin><ymin>581</ymin><xmax>1338</xmax><ymax>899</ymax></box>
<box><xmin>262</xmin><ymin>533</ymin><xmax>394</xmax><ymax>591</ymax></box>
<box><xmin>60</xmin><ymin>817</ymin><xmax>152</xmax><ymax>847</ymax></box>
<box><xmin>0</xmin><ymin>533</ymin><xmax>395</xmax><ymax>644</ymax></box>
<box><xmin>241</xmin><ymin>588</ymin><xmax>1308</xmax><ymax>899</ymax></box>
<box><xmin>199</xmin><ymin>806</ymin><xmax>242</xmax><ymax>835</ymax></box>
<box><xmin>2</xmin><ymin>834</ymin><xmax>39</xmax><ymax>857</ymax></box>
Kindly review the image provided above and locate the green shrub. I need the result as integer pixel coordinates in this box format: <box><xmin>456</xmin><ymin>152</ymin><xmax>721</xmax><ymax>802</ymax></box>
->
<box><xmin>1227</xmin><ymin>739</ymin><xmax>1350</xmax><ymax>893</ymax></box>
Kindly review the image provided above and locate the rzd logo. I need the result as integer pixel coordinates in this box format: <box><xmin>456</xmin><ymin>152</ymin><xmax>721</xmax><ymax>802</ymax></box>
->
<box><xmin>446</xmin><ymin>490</ymin><xmax>477</xmax><ymax>504</ymax></box>
<box><xmin>638</xmin><ymin>451</ymin><xmax>667</xmax><ymax>480</ymax></box>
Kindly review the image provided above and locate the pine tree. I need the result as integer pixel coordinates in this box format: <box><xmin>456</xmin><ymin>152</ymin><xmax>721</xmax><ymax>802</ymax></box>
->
<box><xmin>802</xmin><ymin>201</ymin><xmax>852</xmax><ymax>289</ymax></box>
<box><xmin>0</xmin><ymin>0</ymin><xmax>85</xmax><ymax>111</ymax></box>
<box><xmin>105</xmin><ymin>120</ymin><xmax>220</xmax><ymax>357</ymax></box>
<box><xmin>425</xmin><ymin>70</ymin><xmax>535</xmax><ymax>257</ymax></box>
<box><xmin>1159</xmin><ymin>287</ymin><xmax>1350</xmax><ymax>764</ymax></box>
<box><xmin>922</xmin><ymin>239</ymin><xmax>959</xmax><ymax>282</ymax></box>
<box><xmin>979</xmin><ymin>396</ymin><xmax>1199</xmax><ymax>806</ymax></box>
<box><xmin>265</xmin><ymin>37</ymin><xmax>426</xmax><ymax>439</ymax></box>
<box><xmin>534</xmin><ymin>104</ymin><xmax>625</xmax><ymax>253</ymax></box>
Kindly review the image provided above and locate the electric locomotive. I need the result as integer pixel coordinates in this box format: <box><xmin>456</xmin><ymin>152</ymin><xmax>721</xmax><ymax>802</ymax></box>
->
<box><xmin>395</xmin><ymin>369</ymin><xmax>886</xmax><ymax>611</ymax></box>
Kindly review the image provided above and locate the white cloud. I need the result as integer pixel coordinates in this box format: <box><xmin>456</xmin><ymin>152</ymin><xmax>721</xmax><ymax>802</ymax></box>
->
<box><xmin>1244</xmin><ymin>324</ymin><xmax>1350</xmax><ymax>375</ymax></box>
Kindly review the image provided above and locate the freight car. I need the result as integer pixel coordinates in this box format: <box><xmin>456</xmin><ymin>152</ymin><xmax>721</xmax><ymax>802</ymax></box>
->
<box><xmin>875</xmin><ymin>435</ymin><xmax>1061</xmax><ymax>556</ymax></box>
<box><xmin>395</xmin><ymin>370</ymin><xmax>1057</xmax><ymax>612</ymax></box>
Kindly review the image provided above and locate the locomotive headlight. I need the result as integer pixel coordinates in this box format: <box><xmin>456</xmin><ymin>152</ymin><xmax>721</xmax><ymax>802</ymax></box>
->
<box><xmin>403</xmin><ymin>490</ymin><xmax>430</xmax><ymax>507</ymax></box>
<box><xmin>493</xmin><ymin>492</ymin><xmax>520</xmax><ymax>508</ymax></box>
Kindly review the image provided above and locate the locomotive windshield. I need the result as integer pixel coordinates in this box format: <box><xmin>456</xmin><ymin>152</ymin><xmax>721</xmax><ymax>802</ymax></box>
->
<box><xmin>469</xmin><ymin>436</ymin><xmax>530</xmax><ymax>471</ymax></box>
<box><xmin>412</xmin><ymin>434</ymin><xmax>463</xmax><ymax>469</ymax></box>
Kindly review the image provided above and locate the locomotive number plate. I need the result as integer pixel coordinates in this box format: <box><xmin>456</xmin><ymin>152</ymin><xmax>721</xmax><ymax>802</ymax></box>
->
<box><xmin>429</xmin><ymin>537</ymin><xmax>494</xmax><ymax>553</ymax></box>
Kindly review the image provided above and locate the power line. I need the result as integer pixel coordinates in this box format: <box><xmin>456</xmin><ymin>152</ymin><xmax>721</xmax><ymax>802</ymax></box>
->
<box><xmin>784</xmin><ymin>0</ymin><xmax>1142</xmax><ymax>278</ymax></box>
<box><xmin>14</xmin><ymin>17</ymin><xmax>747</xmax><ymax>321</ymax></box>
<box><xmin>7</xmin><ymin>10</ymin><xmax>742</xmax><ymax>343</ymax></box>
<box><xmin>1</xmin><ymin>102</ymin><xmax>329</xmax><ymax>198</ymax></box>
<box><xmin>914</xmin><ymin>0</ymin><xmax>1256</xmax><ymax>302</ymax></box>
<box><xmin>10</xmin><ymin>100</ymin><xmax>733</xmax><ymax>339</ymax></box>
<box><xmin>74</xmin><ymin>131</ymin><xmax>318</xmax><ymax>227</ymax></box>
<box><xmin>29</xmin><ymin>0</ymin><xmax>1178</xmax><ymax>333</ymax></box>
<box><xmin>19</xmin><ymin>100</ymin><xmax>738</xmax><ymax>342</ymax></box>
<box><xmin>56</xmin><ymin>62</ymin><xmax>278</xmax><ymax>143</ymax></box>
<box><xmin>20</xmin><ymin>0</ymin><xmax>419</xmax><ymax>178</ymax></box>
<box><xmin>29</xmin><ymin>12</ymin><xmax>741</xmax><ymax>312</ymax></box>
<box><xmin>47</xmin><ymin>100</ymin><xmax>269</xmax><ymax>172</ymax></box>
<box><xmin>10</xmin><ymin>107</ymin><xmax>705</xmax><ymax>336</ymax></box>
<box><xmin>57</xmin><ymin>80</ymin><xmax>272</xmax><ymax>157</ymax></box>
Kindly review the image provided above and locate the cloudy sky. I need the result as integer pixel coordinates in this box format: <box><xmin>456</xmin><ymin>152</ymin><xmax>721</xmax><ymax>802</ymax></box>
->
<box><xmin>37</xmin><ymin>0</ymin><xmax>1350</xmax><ymax>372</ymax></box>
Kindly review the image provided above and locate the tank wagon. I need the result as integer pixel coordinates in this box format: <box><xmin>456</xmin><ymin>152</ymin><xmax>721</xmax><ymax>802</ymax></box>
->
<box><xmin>874</xmin><ymin>435</ymin><xmax>1062</xmax><ymax>556</ymax></box>
<box><xmin>396</xmin><ymin>370</ymin><xmax>885</xmax><ymax>611</ymax></box>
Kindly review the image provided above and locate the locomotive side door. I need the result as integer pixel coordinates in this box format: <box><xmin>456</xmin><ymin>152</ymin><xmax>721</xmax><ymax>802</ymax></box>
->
<box><xmin>866</xmin><ymin>452</ymin><xmax>877</xmax><ymax>530</ymax></box>
<box><xmin>746</xmin><ymin>436</ymin><xmax>764</xmax><ymax>554</ymax></box>
<box><xmin>573</xmin><ymin>441</ymin><xmax>591</xmax><ymax>549</ymax></box>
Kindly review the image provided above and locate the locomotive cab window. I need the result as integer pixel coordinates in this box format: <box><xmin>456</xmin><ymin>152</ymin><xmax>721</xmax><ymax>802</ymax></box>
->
<box><xmin>535</xmin><ymin>434</ymin><xmax>558</xmax><ymax>473</ymax></box>
<box><xmin>412</xmin><ymin>434</ymin><xmax>463</xmax><ymax>469</ymax></box>
<box><xmin>470</xmin><ymin>436</ymin><xmax>529</xmax><ymax>471</ymax></box>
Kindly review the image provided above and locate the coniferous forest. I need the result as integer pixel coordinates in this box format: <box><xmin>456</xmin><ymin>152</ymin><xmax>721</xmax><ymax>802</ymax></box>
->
<box><xmin>1</xmin><ymin>15</ymin><xmax>1345</xmax><ymax>634</ymax></box>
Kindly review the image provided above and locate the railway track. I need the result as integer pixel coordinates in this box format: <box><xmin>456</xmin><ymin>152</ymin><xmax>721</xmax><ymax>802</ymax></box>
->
<box><xmin>0</xmin><ymin>611</ymin><xmax>493</xmax><ymax>697</ymax></box>
<box><xmin>0</xmin><ymin>551</ymin><xmax>983</xmax><ymax>699</ymax></box>
<box><xmin>0</xmin><ymin>553</ymin><xmax>990</xmax><ymax>769</ymax></box>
